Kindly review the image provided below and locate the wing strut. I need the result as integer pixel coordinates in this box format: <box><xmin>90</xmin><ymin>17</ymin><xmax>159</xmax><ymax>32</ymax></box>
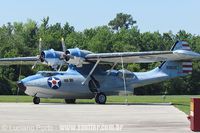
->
<box><xmin>107</xmin><ymin>62</ymin><xmax>117</xmax><ymax>75</ymax></box>
<box><xmin>16</xmin><ymin>61</ymin><xmax>22</xmax><ymax>103</ymax></box>
<box><xmin>121</xmin><ymin>56</ymin><xmax>128</xmax><ymax>104</ymax></box>
<box><xmin>82</xmin><ymin>59</ymin><xmax>100</xmax><ymax>85</ymax></box>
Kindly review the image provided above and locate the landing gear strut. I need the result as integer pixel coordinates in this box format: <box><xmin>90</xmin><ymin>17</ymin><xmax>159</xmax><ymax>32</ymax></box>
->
<box><xmin>33</xmin><ymin>97</ymin><xmax>40</xmax><ymax>104</ymax></box>
<box><xmin>65</xmin><ymin>99</ymin><xmax>76</xmax><ymax>104</ymax></box>
<box><xmin>95</xmin><ymin>92</ymin><xmax>107</xmax><ymax>104</ymax></box>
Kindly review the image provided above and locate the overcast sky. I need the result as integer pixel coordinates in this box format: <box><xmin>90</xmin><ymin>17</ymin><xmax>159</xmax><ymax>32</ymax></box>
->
<box><xmin>0</xmin><ymin>0</ymin><xmax>199</xmax><ymax>35</ymax></box>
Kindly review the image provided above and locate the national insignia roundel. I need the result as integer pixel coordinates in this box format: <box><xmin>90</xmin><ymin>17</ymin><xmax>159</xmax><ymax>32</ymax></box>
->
<box><xmin>47</xmin><ymin>77</ymin><xmax>61</xmax><ymax>89</ymax></box>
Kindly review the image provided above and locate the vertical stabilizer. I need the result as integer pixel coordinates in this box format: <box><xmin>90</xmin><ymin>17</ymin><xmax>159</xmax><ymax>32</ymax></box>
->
<box><xmin>159</xmin><ymin>41</ymin><xmax>192</xmax><ymax>77</ymax></box>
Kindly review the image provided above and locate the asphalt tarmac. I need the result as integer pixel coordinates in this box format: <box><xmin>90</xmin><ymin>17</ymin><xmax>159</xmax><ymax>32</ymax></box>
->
<box><xmin>0</xmin><ymin>103</ymin><xmax>192</xmax><ymax>133</ymax></box>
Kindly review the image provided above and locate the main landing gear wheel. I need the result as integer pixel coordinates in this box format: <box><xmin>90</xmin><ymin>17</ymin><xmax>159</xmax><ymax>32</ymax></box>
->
<box><xmin>33</xmin><ymin>97</ymin><xmax>40</xmax><ymax>104</ymax></box>
<box><xmin>95</xmin><ymin>92</ymin><xmax>107</xmax><ymax>104</ymax></box>
<box><xmin>65</xmin><ymin>99</ymin><xmax>76</xmax><ymax>104</ymax></box>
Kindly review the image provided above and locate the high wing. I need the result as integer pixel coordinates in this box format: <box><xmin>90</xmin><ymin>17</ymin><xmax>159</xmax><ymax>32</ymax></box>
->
<box><xmin>86</xmin><ymin>41</ymin><xmax>200</xmax><ymax>64</ymax></box>
<box><xmin>0</xmin><ymin>56</ymin><xmax>38</xmax><ymax>65</ymax></box>
<box><xmin>0</xmin><ymin>41</ymin><xmax>200</xmax><ymax>67</ymax></box>
<box><xmin>85</xmin><ymin>50</ymin><xmax>200</xmax><ymax>64</ymax></box>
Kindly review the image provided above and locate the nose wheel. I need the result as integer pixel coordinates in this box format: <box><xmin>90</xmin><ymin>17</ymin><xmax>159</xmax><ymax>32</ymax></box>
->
<box><xmin>33</xmin><ymin>97</ymin><xmax>40</xmax><ymax>104</ymax></box>
<box><xmin>95</xmin><ymin>92</ymin><xmax>107</xmax><ymax>104</ymax></box>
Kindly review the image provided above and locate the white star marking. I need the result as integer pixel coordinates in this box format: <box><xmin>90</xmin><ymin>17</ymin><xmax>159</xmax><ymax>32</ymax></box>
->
<box><xmin>48</xmin><ymin>77</ymin><xmax>60</xmax><ymax>88</ymax></box>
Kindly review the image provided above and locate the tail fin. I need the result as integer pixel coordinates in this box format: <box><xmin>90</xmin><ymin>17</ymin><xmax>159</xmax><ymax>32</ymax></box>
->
<box><xmin>159</xmin><ymin>41</ymin><xmax>192</xmax><ymax>77</ymax></box>
<box><xmin>170</xmin><ymin>41</ymin><xmax>191</xmax><ymax>51</ymax></box>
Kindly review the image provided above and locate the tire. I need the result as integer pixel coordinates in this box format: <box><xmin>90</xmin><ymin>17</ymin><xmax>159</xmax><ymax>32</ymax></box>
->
<box><xmin>33</xmin><ymin>97</ymin><xmax>40</xmax><ymax>104</ymax></box>
<box><xmin>65</xmin><ymin>99</ymin><xmax>76</xmax><ymax>104</ymax></box>
<box><xmin>95</xmin><ymin>92</ymin><xmax>107</xmax><ymax>104</ymax></box>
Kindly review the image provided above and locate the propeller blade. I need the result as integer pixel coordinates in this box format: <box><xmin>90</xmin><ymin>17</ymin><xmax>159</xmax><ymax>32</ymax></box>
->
<box><xmin>32</xmin><ymin>38</ymin><xmax>42</xmax><ymax>69</ymax></box>
<box><xmin>32</xmin><ymin>60</ymin><xmax>39</xmax><ymax>69</ymax></box>
<box><xmin>60</xmin><ymin>38</ymin><xmax>74</xmax><ymax>61</ymax></box>
<box><xmin>43</xmin><ymin>58</ymin><xmax>48</xmax><ymax>64</ymax></box>
<box><xmin>61</xmin><ymin>38</ymin><xmax>66</xmax><ymax>52</ymax></box>
<box><xmin>39</xmin><ymin>38</ymin><xmax>42</xmax><ymax>53</ymax></box>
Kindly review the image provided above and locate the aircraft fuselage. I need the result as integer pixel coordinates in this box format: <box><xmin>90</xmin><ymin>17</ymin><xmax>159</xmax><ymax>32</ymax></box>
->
<box><xmin>18</xmin><ymin>65</ymin><xmax>170</xmax><ymax>100</ymax></box>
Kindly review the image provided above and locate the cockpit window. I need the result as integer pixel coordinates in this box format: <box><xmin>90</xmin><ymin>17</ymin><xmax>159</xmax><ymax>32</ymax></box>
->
<box><xmin>117</xmin><ymin>70</ymin><xmax>135</xmax><ymax>79</ymax></box>
<box><xmin>37</xmin><ymin>71</ymin><xmax>63</xmax><ymax>77</ymax></box>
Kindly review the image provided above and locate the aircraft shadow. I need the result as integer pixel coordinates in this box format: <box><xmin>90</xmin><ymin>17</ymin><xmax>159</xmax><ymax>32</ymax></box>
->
<box><xmin>38</xmin><ymin>102</ymin><xmax>172</xmax><ymax>106</ymax></box>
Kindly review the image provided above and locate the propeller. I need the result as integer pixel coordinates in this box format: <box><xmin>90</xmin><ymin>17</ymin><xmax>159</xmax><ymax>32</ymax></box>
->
<box><xmin>32</xmin><ymin>38</ymin><xmax>48</xmax><ymax>69</ymax></box>
<box><xmin>60</xmin><ymin>38</ymin><xmax>73</xmax><ymax>61</ymax></box>
<box><xmin>32</xmin><ymin>38</ymin><xmax>42</xmax><ymax>69</ymax></box>
<box><xmin>31</xmin><ymin>38</ymin><xmax>74</xmax><ymax>70</ymax></box>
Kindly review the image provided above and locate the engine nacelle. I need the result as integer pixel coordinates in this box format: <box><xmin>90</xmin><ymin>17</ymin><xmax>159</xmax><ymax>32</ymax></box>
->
<box><xmin>40</xmin><ymin>49</ymin><xmax>65</xmax><ymax>68</ymax></box>
<box><xmin>40</xmin><ymin>48</ymin><xmax>92</xmax><ymax>68</ymax></box>
<box><xmin>65</xmin><ymin>48</ymin><xmax>92</xmax><ymax>67</ymax></box>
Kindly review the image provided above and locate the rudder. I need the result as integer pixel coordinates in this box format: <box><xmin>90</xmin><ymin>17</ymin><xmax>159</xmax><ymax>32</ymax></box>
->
<box><xmin>159</xmin><ymin>41</ymin><xmax>192</xmax><ymax>77</ymax></box>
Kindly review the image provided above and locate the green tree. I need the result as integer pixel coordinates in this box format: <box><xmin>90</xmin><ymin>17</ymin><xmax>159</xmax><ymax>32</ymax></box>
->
<box><xmin>0</xmin><ymin>14</ymin><xmax>199</xmax><ymax>95</ymax></box>
<box><xmin>88</xmin><ymin>26</ymin><xmax>113</xmax><ymax>52</ymax></box>
<box><xmin>108</xmin><ymin>13</ymin><xmax>136</xmax><ymax>31</ymax></box>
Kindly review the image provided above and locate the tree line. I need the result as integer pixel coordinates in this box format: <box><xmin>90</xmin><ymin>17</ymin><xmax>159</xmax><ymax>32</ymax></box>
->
<box><xmin>0</xmin><ymin>13</ymin><xmax>200</xmax><ymax>95</ymax></box>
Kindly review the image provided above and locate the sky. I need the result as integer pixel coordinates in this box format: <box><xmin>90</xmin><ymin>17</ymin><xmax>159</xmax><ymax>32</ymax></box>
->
<box><xmin>0</xmin><ymin>0</ymin><xmax>200</xmax><ymax>35</ymax></box>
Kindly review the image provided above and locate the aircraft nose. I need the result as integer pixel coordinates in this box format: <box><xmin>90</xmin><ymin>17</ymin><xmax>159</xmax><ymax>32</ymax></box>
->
<box><xmin>17</xmin><ymin>81</ymin><xmax>26</xmax><ymax>92</ymax></box>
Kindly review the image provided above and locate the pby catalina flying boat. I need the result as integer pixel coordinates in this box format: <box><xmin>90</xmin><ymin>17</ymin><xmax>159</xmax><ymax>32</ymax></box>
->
<box><xmin>0</xmin><ymin>39</ymin><xmax>200</xmax><ymax>104</ymax></box>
